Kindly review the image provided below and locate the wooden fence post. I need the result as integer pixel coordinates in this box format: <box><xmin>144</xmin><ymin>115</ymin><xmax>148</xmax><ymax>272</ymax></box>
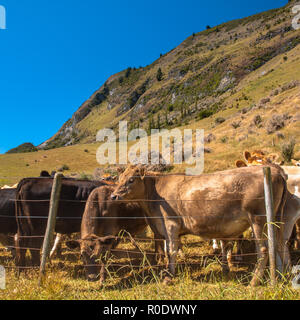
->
<box><xmin>38</xmin><ymin>172</ymin><xmax>63</xmax><ymax>286</ymax></box>
<box><xmin>263</xmin><ymin>167</ymin><xmax>277</xmax><ymax>286</ymax></box>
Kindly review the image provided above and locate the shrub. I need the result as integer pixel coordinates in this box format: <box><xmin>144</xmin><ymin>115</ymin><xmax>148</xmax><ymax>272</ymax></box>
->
<box><xmin>58</xmin><ymin>164</ymin><xmax>70</xmax><ymax>172</ymax></box>
<box><xmin>220</xmin><ymin>136</ymin><xmax>228</xmax><ymax>143</ymax></box>
<box><xmin>79</xmin><ymin>173</ymin><xmax>93</xmax><ymax>180</ymax></box>
<box><xmin>253</xmin><ymin>115</ymin><xmax>263</xmax><ymax>127</ymax></box>
<box><xmin>156</xmin><ymin>68</ymin><xmax>163</xmax><ymax>81</ymax></box>
<box><xmin>231</xmin><ymin>121</ymin><xmax>241</xmax><ymax>129</ymax></box>
<box><xmin>204</xmin><ymin>133</ymin><xmax>216</xmax><ymax>143</ymax></box>
<box><xmin>197</xmin><ymin>109</ymin><xmax>214</xmax><ymax>120</ymax></box>
<box><xmin>167</xmin><ymin>104</ymin><xmax>174</xmax><ymax>112</ymax></box>
<box><xmin>215</xmin><ymin>117</ymin><xmax>225</xmax><ymax>125</ymax></box>
<box><xmin>281</xmin><ymin>138</ymin><xmax>296</xmax><ymax>163</ymax></box>
<box><xmin>266</xmin><ymin>114</ymin><xmax>285</xmax><ymax>134</ymax></box>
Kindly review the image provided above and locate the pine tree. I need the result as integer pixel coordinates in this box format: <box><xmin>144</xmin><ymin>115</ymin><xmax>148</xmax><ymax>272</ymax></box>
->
<box><xmin>156</xmin><ymin>68</ymin><xmax>163</xmax><ymax>81</ymax></box>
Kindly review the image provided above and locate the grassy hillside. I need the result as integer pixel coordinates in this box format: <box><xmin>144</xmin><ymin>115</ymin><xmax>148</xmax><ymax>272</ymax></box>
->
<box><xmin>39</xmin><ymin>2</ymin><xmax>300</xmax><ymax>149</ymax></box>
<box><xmin>1</xmin><ymin>2</ymin><xmax>300</xmax><ymax>186</ymax></box>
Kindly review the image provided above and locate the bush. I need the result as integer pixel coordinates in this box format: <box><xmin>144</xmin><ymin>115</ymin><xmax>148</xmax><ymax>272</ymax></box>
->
<box><xmin>197</xmin><ymin>109</ymin><xmax>214</xmax><ymax>120</ymax></box>
<box><xmin>253</xmin><ymin>115</ymin><xmax>263</xmax><ymax>127</ymax></box>
<box><xmin>58</xmin><ymin>164</ymin><xmax>70</xmax><ymax>172</ymax></box>
<box><xmin>281</xmin><ymin>138</ymin><xmax>296</xmax><ymax>163</ymax></box>
<box><xmin>156</xmin><ymin>68</ymin><xmax>163</xmax><ymax>81</ymax></box>
<box><xmin>231</xmin><ymin>121</ymin><xmax>241</xmax><ymax>129</ymax></box>
<box><xmin>266</xmin><ymin>114</ymin><xmax>285</xmax><ymax>134</ymax></box>
<box><xmin>220</xmin><ymin>136</ymin><xmax>228</xmax><ymax>143</ymax></box>
<box><xmin>167</xmin><ymin>105</ymin><xmax>174</xmax><ymax>112</ymax></box>
<box><xmin>215</xmin><ymin>117</ymin><xmax>225</xmax><ymax>125</ymax></box>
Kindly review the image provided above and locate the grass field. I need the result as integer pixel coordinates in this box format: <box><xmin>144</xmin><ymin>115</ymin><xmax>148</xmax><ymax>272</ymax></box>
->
<box><xmin>1</xmin><ymin>235</ymin><xmax>300</xmax><ymax>300</ymax></box>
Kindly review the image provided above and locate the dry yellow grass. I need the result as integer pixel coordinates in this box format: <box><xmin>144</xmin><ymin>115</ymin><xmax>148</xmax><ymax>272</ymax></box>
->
<box><xmin>1</xmin><ymin>235</ymin><xmax>300</xmax><ymax>300</ymax></box>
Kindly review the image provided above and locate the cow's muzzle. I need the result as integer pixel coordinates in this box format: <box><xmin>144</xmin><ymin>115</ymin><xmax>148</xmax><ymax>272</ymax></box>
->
<box><xmin>110</xmin><ymin>194</ymin><xmax>122</xmax><ymax>201</ymax></box>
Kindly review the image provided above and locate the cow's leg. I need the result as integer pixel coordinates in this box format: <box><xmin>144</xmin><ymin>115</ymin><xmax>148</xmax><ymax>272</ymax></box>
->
<box><xmin>250</xmin><ymin>222</ymin><xmax>268</xmax><ymax>287</ymax></box>
<box><xmin>220</xmin><ymin>240</ymin><xmax>233</xmax><ymax>273</ymax></box>
<box><xmin>15</xmin><ymin>234</ymin><xmax>27</xmax><ymax>273</ymax></box>
<box><xmin>177</xmin><ymin>239</ymin><xmax>185</xmax><ymax>258</ymax></box>
<box><xmin>154</xmin><ymin>237</ymin><xmax>165</xmax><ymax>264</ymax></box>
<box><xmin>276</xmin><ymin>228</ymin><xmax>291</xmax><ymax>274</ymax></box>
<box><xmin>212</xmin><ymin>239</ymin><xmax>220</xmax><ymax>253</ymax></box>
<box><xmin>163</xmin><ymin>230</ymin><xmax>180</xmax><ymax>285</ymax></box>
<box><xmin>10</xmin><ymin>234</ymin><xmax>18</xmax><ymax>259</ymax></box>
<box><xmin>28</xmin><ymin>237</ymin><xmax>43</xmax><ymax>267</ymax></box>
<box><xmin>50</xmin><ymin>234</ymin><xmax>63</xmax><ymax>260</ymax></box>
<box><xmin>235</xmin><ymin>235</ymin><xmax>244</xmax><ymax>263</ymax></box>
<box><xmin>99</xmin><ymin>240</ymin><xmax>119</xmax><ymax>286</ymax></box>
<box><xmin>295</xmin><ymin>220</ymin><xmax>300</xmax><ymax>250</ymax></box>
<box><xmin>99</xmin><ymin>257</ymin><xmax>107</xmax><ymax>286</ymax></box>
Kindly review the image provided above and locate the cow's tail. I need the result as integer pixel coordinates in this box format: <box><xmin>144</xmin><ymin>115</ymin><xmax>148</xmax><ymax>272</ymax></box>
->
<box><xmin>15</xmin><ymin>182</ymin><xmax>34</xmax><ymax>236</ymax></box>
<box><xmin>15</xmin><ymin>188</ymin><xmax>24</xmax><ymax>235</ymax></box>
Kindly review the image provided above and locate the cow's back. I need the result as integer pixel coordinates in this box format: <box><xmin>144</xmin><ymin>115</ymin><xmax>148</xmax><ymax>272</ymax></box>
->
<box><xmin>149</xmin><ymin>165</ymin><xmax>287</xmax><ymax>238</ymax></box>
<box><xmin>82</xmin><ymin>185</ymin><xmax>147</xmax><ymax>239</ymax></box>
<box><xmin>16</xmin><ymin>177</ymin><xmax>107</xmax><ymax>235</ymax></box>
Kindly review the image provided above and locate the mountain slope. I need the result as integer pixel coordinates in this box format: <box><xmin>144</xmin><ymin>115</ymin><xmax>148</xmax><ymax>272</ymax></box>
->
<box><xmin>40</xmin><ymin>2</ymin><xmax>300</xmax><ymax>150</ymax></box>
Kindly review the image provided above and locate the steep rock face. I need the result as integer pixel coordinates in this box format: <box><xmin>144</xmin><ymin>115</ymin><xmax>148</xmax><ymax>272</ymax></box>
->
<box><xmin>40</xmin><ymin>2</ymin><xmax>300</xmax><ymax>150</ymax></box>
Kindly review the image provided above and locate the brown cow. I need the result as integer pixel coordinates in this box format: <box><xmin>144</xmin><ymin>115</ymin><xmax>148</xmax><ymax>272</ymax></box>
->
<box><xmin>67</xmin><ymin>185</ymin><xmax>166</xmax><ymax>284</ymax></box>
<box><xmin>110</xmin><ymin>165</ymin><xmax>289</xmax><ymax>287</ymax></box>
<box><xmin>236</xmin><ymin>154</ymin><xmax>300</xmax><ymax>250</ymax></box>
<box><xmin>15</xmin><ymin>177</ymin><xmax>108</xmax><ymax>269</ymax></box>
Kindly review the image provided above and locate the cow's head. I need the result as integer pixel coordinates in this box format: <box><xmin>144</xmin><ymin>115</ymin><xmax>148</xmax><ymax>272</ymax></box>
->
<box><xmin>292</xmin><ymin>159</ymin><xmax>300</xmax><ymax>167</ymax></box>
<box><xmin>236</xmin><ymin>150</ymin><xmax>283</xmax><ymax>168</ymax></box>
<box><xmin>110</xmin><ymin>165</ymin><xmax>146</xmax><ymax>201</ymax></box>
<box><xmin>66</xmin><ymin>234</ymin><xmax>116</xmax><ymax>282</ymax></box>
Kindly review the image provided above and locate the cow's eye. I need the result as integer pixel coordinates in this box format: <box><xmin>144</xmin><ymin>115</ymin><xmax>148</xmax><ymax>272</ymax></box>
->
<box><xmin>129</xmin><ymin>178</ymin><xmax>134</xmax><ymax>183</ymax></box>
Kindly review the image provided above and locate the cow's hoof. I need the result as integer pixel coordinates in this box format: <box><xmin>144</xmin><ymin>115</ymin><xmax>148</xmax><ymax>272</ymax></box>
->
<box><xmin>221</xmin><ymin>265</ymin><xmax>230</xmax><ymax>274</ymax></box>
<box><xmin>87</xmin><ymin>274</ymin><xmax>100</xmax><ymax>282</ymax></box>
<box><xmin>162</xmin><ymin>276</ymin><xmax>173</xmax><ymax>286</ymax></box>
<box><xmin>178</xmin><ymin>249</ymin><xmax>185</xmax><ymax>259</ymax></box>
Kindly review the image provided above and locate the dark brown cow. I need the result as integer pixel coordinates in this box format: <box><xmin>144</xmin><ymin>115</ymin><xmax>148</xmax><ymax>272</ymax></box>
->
<box><xmin>15</xmin><ymin>177</ymin><xmax>107</xmax><ymax>269</ymax></box>
<box><xmin>0</xmin><ymin>171</ymin><xmax>53</xmax><ymax>256</ymax></box>
<box><xmin>67</xmin><ymin>185</ymin><xmax>165</xmax><ymax>284</ymax></box>
<box><xmin>111</xmin><ymin>165</ymin><xmax>289</xmax><ymax>287</ymax></box>
<box><xmin>0</xmin><ymin>188</ymin><xmax>17</xmax><ymax>253</ymax></box>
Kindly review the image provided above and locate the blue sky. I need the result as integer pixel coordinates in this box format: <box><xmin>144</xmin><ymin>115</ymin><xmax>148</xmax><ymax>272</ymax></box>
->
<box><xmin>0</xmin><ymin>0</ymin><xmax>287</xmax><ymax>153</ymax></box>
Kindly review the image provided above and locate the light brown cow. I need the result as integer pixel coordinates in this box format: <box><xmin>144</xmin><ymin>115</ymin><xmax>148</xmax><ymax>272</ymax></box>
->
<box><xmin>111</xmin><ymin>165</ymin><xmax>290</xmax><ymax>287</ymax></box>
<box><xmin>236</xmin><ymin>153</ymin><xmax>300</xmax><ymax>250</ymax></box>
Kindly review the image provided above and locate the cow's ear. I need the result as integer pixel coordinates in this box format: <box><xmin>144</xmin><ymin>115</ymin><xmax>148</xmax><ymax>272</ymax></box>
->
<box><xmin>65</xmin><ymin>240</ymin><xmax>81</xmax><ymax>249</ymax></box>
<box><xmin>292</xmin><ymin>159</ymin><xmax>298</xmax><ymax>165</ymax></box>
<box><xmin>244</xmin><ymin>151</ymin><xmax>251</xmax><ymax>161</ymax></box>
<box><xmin>117</xmin><ymin>166</ymin><xmax>125</xmax><ymax>174</ymax></box>
<box><xmin>236</xmin><ymin>160</ymin><xmax>247</xmax><ymax>168</ymax></box>
<box><xmin>139</xmin><ymin>167</ymin><xmax>146</xmax><ymax>180</ymax></box>
<box><xmin>268</xmin><ymin>153</ymin><xmax>279</xmax><ymax>162</ymax></box>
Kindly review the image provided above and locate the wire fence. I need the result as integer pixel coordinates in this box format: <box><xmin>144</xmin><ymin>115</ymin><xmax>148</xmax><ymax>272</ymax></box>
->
<box><xmin>0</xmin><ymin>168</ymin><xmax>298</xmax><ymax>286</ymax></box>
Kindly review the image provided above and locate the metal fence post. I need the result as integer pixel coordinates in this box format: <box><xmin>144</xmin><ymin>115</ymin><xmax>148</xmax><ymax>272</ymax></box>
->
<box><xmin>38</xmin><ymin>173</ymin><xmax>63</xmax><ymax>286</ymax></box>
<box><xmin>263</xmin><ymin>167</ymin><xmax>277</xmax><ymax>286</ymax></box>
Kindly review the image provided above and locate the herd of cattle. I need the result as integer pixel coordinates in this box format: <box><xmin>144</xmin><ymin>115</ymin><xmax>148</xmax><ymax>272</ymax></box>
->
<box><xmin>1</xmin><ymin>150</ymin><xmax>300</xmax><ymax>287</ymax></box>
